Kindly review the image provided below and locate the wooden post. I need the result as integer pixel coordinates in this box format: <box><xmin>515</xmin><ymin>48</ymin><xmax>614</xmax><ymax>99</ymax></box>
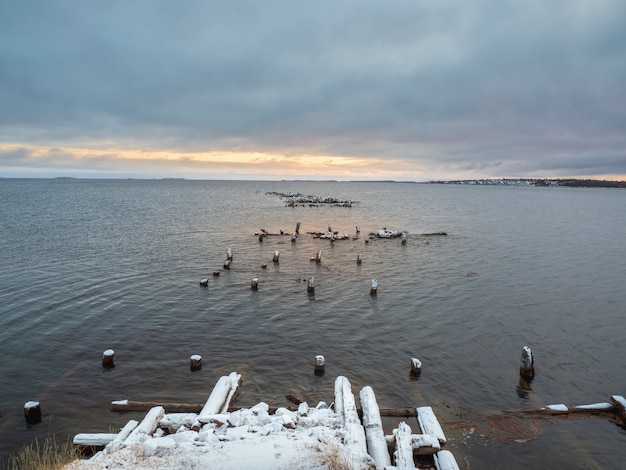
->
<box><xmin>24</xmin><ymin>401</ymin><xmax>41</xmax><ymax>425</ymax></box>
<box><xmin>199</xmin><ymin>278</ymin><xmax>208</xmax><ymax>287</ymax></box>
<box><xmin>223</xmin><ymin>259</ymin><xmax>231</xmax><ymax>269</ymax></box>
<box><xmin>357</xmin><ymin>254</ymin><xmax>362</xmax><ymax>265</ymax></box>
<box><xmin>315</xmin><ymin>250</ymin><xmax>322</xmax><ymax>264</ymax></box>
<box><xmin>226</xmin><ymin>247</ymin><xmax>233</xmax><ymax>261</ymax></box>
<box><xmin>295</xmin><ymin>221</ymin><xmax>301</xmax><ymax>234</ymax></box>
<box><xmin>102</xmin><ymin>349</ymin><xmax>115</xmax><ymax>369</ymax></box>
<box><xmin>261</xmin><ymin>263</ymin><xmax>267</xmax><ymax>269</ymax></box>
<box><xmin>314</xmin><ymin>355</ymin><xmax>325</xmax><ymax>375</ymax></box>
<box><xmin>212</xmin><ymin>271</ymin><xmax>220</xmax><ymax>276</ymax></box>
<box><xmin>251</xmin><ymin>278</ymin><xmax>259</xmax><ymax>290</ymax></box>
<box><xmin>190</xmin><ymin>355</ymin><xmax>202</xmax><ymax>371</ymax></box>
<box><xmin>356</xmin><ymin>225</ymin><xmax>360</xmax><ymax>234</ymax></box>
<box><xmin>370</xmin><ymin>279</ymin><xmax>378</xmax><ymax>296</ymax></box>
<box><xmin>258</xmin><ymin>234</ymin><xmax>264</xmax><ymax>242</ymax></box>
<box><xmin>401</xmin><ymin>232</ymin><xmax>407</xmax><ymax>245</ymax></box>
<box><xmin>410</xmin><ymin>357</ymin><xmax>422</xmax><ymax>375</ymax></box>
<box><xmin>273</xmin><ymin>251</ymin><xmax>280</xmax><ymax>263</ymax></box>
<box><xmin>291</xmin><ymin>232</ymin><xmax>297</xmax><ymax>243</ymax></box>
<box><xmin>307</xmin><ymin>277</ymin><xmax>315</xmax><ymax>293</ymax></box>
<box><xmin>520</xmin><ymin>346</ymin><xmax>535</xmax><ymax>379</ymax></box>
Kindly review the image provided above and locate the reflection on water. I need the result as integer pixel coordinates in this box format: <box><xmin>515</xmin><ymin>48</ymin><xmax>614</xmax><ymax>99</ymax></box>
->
<box><xmin>1</xmin><ymin>179</ymin><xmax>625</xmax><ymax>468</ymax></box>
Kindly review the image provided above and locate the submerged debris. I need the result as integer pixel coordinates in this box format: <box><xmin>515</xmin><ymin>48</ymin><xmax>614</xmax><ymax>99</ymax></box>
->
<box><xmin>266</xmin><ymin>192</ymin><xmax>355</xmax><ymax>207</ymax></box>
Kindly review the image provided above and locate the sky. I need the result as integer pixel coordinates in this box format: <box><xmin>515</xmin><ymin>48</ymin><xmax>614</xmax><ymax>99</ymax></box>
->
<box><xmin>1</xmin><ymin>1</ymin><xmax>625</xmax><ymax>181</ymax></box>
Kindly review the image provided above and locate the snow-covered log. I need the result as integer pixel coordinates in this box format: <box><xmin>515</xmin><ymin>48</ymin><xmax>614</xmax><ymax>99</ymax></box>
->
<box><xmin>393</xmin><ymin>422</ymin><xmax>416</xmax><ymax>469</ymax></box>
<box><xmin>24</xmin><ymin>401</ymin><xmax>41</xmax><ymax>425</ymax></box>
<box><xmin>410</xmin><ymin>357</ymin><xmax>422</xmax><ymax>374</ymax></box>
<box><xmin>520</xmin><ymin>346</ymin><xmax>534</xmax><ymax>378</ymax></box>
<box><xmin>125</xmin><ymin>406</ymin><xmax>165</xmax><ymax>443</ymax></box>
<box><xmin>73</xmin><ymin>433</ymin><xmax>117</xmax><ymax>447</ymax></box>
<box><xmin>190</xmin><ymin>355</ymin><xmax>202</xmax><ymax>371</ymax></box>
<box><xmin>417</xmin><ymin>406</ymin><xmax>446</xmax><ymax>444</ymax></box>
<box><xmin>197</xmin><ymin>372</ymin><xmax>242</xmax><ymax>424</ymax></box>
<box><xmin>370</xmin><ymin>279</ymin><xmax>378</xmax><ymax>295</ymax></box>
<box><xmin>102</xmin><ymin>349</ymin><xmax>115</xmax><ymax>369</ymax></box>
<box><xmin>333</xmin><ymin>376</ymin><xmax>372</xmax><ymax>469</ymax></box>
<box><xmin>314</xmin><ymin>355</ymin><xmax>325</xmax><ymax>375</ymax></box>
<box><xmin>434</xmin><ymin>449</ymin><xmax>460</xmax><ymax>470</ymax></box>
<box><xmin>359</xmin><ymin>386</ymin><xmax>391</xmax><ymax>469</ymax></box>
<box><xmin>104</xmin><ymin>419</ymin><xmax>138</xmax><ymax>453</ymax></box>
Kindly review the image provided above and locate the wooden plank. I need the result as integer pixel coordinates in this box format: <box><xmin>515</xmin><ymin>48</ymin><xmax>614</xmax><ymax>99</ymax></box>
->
<box><xmin>434</xmin><ymin>450</ymin><xmax>460</xmax><ymax>470</ymax></box>
<box><xmin>125</xmin><ymin>406</ymin><xmax>165</xmax><ymax>443</ymax></box>
<box><xmin>197</xmin><ymin>372</ymin><xmax>242</xmax><ymax>424</ymax></box>
<box><xmin>393</xmin><ymin>421</ymin><xmax>416</xmax><ymax>469</ymax></box>
<box><xmin>105</xmin><ymin>419</ymin><xmax>139</xmax><ymax>454</ymax></box>
<box><xmin>410</xmin><ymin>434</ymin><xmax>441</xmax><ymax>455</ymax></box>
<box><xmin>359</xmin><ymin>386</ymin><xmax>391</xmax><ymax>469</ymax></box>
<box><xmin>417</xmin><ymin>406</ymin><xmax>447</xmax><ymax>444</ymax></box>
<box><xmin>73</xmin><ymin>433</ymin><xmax>116</xmax><ymax>447</ymax></box>
<box><xmin>335</xmin><ymin>376</ymin><xmax>370</xmax><ymax>468</ymax></box>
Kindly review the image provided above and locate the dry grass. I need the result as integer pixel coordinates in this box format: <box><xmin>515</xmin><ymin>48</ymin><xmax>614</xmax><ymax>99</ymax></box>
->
<box><xmin>317</xmin><ymin>442</ymin><xmax>352</xmax><ymax>470</ymax></box>
<box><xmin>8</xmin><ymin>435</ymin><xmax>78</xmax><ymax>470</ymax></box>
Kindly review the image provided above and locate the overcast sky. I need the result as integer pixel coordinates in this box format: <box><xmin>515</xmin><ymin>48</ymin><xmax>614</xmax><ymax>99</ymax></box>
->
<box><xmin>1</xmin><ymin>1</ymin><xmax>625</xmax><ymax>180</ymax></box>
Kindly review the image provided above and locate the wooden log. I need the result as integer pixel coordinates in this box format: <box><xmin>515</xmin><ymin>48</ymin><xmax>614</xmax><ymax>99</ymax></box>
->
<box><xmin>360</xmin><ymin>386</ymin><xmax>392</xmax><ymax>469</ymax></box>
<box><xmin>102</xmin><ymin>349</ymin><xmax>115</xmax><ymax>369</ymax></box>
<box><xmin>125</xmin><ymin>406</ymin><xmax>165</xmax><ymax>443</ymax></box>
<box><xmin>334</xmin><ymin>376</ymin><xmax>370</xmax><ymax>468</ymax></box>
<box><xmin>73</xmin><ymin>433</ymin><xmax>116</xmax><ymax>447</ymax></box>
<box><xmin>393</xmin><ymin>421</ymin><xmax>416</xmax><ymax>469</ymax></box>
<box><xmin>434</xmin><ymin>450</ymin><xmax>460</xmax><ymax>470</ymax></box>
<box><xmin>110</xmin><ymin>399</ymin><xmax>417</xmax><ymax>417</ymax></box>
<box><xmin>251</xmin><ymin>278</ymin><xmax>259</xmax><ymax>290</ymax></box>
<box><xmin>611</xmin><ymin>395</ymin><xmax>626</xmax><ymax>423</ymax></box>
<box><xmin>105</xmin><ymin>419</ymin><xmax>138</xmax><ymax>454</ymax></box>
<box><xmin>199</xmin><ymin>278</ymin><xmax>208</xmax><ymax>287</ymax></box>
<box><xmin>417</xmin><ymin>406</ymin><xmax>446</xmax><ymax>444</ymax></box>
<box><xmin>24</xmin><ymin>401</ymin><xmax>41</xmax><ymax>425</ymax></box>
<box><xmin>370</xmin><ymin>279</ymin><xmax>378</xmax><ymax>296</ymax></box>
<box><xmin>520</xmin><ymin>346</ymin><xmax>535</xmax><ymax>378</ymax></box>
<box><xmin>410</xmin><ymin>357</ymin><xmax>422</xmax><ymax>375</ymax></box>
<box><xmin>314</xmin><ymin>355</ymin><xmax>325</xmax><ymax>375</ymax></box>
<box><xmin>385</xmin><ymin>433</ymin><xmax>440</xmax><ymax>455</ymax></box>
<box><xmin>197</xmin><ymin>371</ymin><xmax>242</xmax><ymax>424</ymax></box>
<box><xmin>190</xmin><ymin>355</ymin><xmax>202</xmax><ymax>371</ymax></box>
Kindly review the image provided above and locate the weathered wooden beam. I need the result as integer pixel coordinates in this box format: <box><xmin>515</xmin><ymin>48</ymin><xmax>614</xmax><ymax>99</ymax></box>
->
<box><xmin>73</xmin><ymin>433</ymin><xmax>116</xmax><ymax>447</ymax></box>
<box><xmin>360</xmin><ymin>386</ymin><xmax>391</xmax><ymax>469</ymax></box>
<box><xmin>434</xmin><ymin>449</ymin><xmax>460</xmax><ymax>470</ymax></box>
<box><xmin>393</xmin><ymin>421</ymin><xmax>416</xmax><ymax>469</ymax></box>
<box><xmin>417</xmin><ymin>406</ymin><xmax>447</xmax><ymax>444</ymax></box>
<box><xmin>610</xmin><ymin>395</ymin><xmax>626</xmax><ymax>422</ymax></box>
<box><xmin>125</xmin><ymin>406</ymin><xmax>165</xmax><ymax>443</ymax></box>
<box><xmin>105</xmin><ymin>419</ymin><xmax>138</xmax><ymax>454</ymax></box>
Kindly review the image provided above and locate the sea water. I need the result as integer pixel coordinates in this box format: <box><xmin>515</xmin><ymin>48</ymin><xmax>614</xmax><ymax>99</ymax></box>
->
<box><xmin>1</xmin><ymin>178</ymin><xmax>625</xmax><ymax>468</ymax></box>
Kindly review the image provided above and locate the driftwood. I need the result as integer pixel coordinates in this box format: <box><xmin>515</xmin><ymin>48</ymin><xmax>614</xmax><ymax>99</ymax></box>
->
<box><xmin>111</xmin><ymin>399</ymin><xmax>418</xmax><ymax>417</ymax></box>
<box><xmin>417</xmin><ymin>406</ymin><xmax>447</xmax><ymax>444</ymax></box>
<box><xmin>360</xmin><ymin>386</ymin><xmax>392</xmax><ymax>469</ymax></box>
<box><xmin>393</xmin><ymin>422</ymin><xmax>415</xmax><ymax>469</ymax></box>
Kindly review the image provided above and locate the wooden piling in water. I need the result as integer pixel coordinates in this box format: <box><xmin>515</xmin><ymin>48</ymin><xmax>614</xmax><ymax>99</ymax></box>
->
<box><xmin>199</xmin><ymin>278</ymin><xmax>208</xmax><ymax>287</ymax></box>
<box><xmin>520</xmin><ymin>346</ymin><xmax>535</xmax><ymax>378</ymax></box>
<box><xmin>314</xmin><ymin>355</ymin><xmax>325</xmax><ymax>375</ymax></box>
<box><xmin>223</xmin><ymin>259</ymin><xmax>231</xmax><ymax>269</ymax></box>
<box><xmin>273</xmin><ymin>251</ymin><xmax>280</xmax><ymax>263</ymax></box>
<box><xmin>24</xmin><ymin>401</ymin><xmax>41</xmax><ymax>425</ymax></box>
<box><xmin>226</xmin><ymin>247</ymin><xmax>233</xmax><ymax>261</ymax></box>
<box><xmin>410</xmin><ymin>357</ymin><xmax>422</xmax><ymax>375</ymax></box>
<box><xmin>307</xmin><ymin>277</ymin><xmax>315</xmax><ymax>293</ymax></box>
<box><xmin>370</xmin><ymin>279</ymin><xmax>378</xmax><ymax>296</ymax></box>
<box><xmin>102</xmin><ymin>349</ymin><xmax>115</xmax><ymax>369</ymax></box>
<box><xmin>190</xmin><ymin>355</ymin><xmax>202</xmax><ymax>371</ymax></box>
<box><xmin>251</xmin><ymin>278</ymin><xmax>259</xmax><ymax>290</ymax></box>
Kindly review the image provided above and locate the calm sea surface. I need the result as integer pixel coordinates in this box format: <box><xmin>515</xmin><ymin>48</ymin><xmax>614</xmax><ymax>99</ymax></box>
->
<box><xmin>1</xmin><ymin>179</ymin><xmax>625</xmax><ymax>468</ymax></box>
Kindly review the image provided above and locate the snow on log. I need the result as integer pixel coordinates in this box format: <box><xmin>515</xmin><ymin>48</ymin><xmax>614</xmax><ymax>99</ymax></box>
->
<box><xmin>291</xmin><ymin>232</ymin><xmax>297</xmax><ymax>243</ymax></box>
<box><xmin>24</xmin><ymin>401</ymin><xmax>41</xmax><ymax>425</ymax></box>
<box><xmin>226</xmin><ymin>247</ymin><xmax>233</xmax><ymax>261</ymax></box>
<box><xmin>190</xmin><ymin>355</ymin><xmax>202</xmax><ymax>371</ymax></box>
<box><xmin>393</xmin><ymin>421</ymin><xmax>416</xmax><ymax>469</ymax></box>
<box><xmin>314</xmin><ymin>355</ymin><xmax>325</xmax><ymax>375</ymax></box>
<box><xmin>359</xmin><ymin>386</ymin><xmax>392</xmax><ymax>469</ymax></box>
<box><xmin>520</xmin><ymin>346</ymin><xmax>534</xmax><ymax>378</ymax></box>
<box><xmin>334</xmin><ymin>376</ymin><xmax>372</xmax><ymax>469</ymax></box>
<box><xmin>417</xmin><ymin>406</ymin><xmax>446</xmax><ymax>444</ymax></box>
<box><xmin>307</xmin><ymin>277</ymin><xmax>315</xmax><ymax>293</ymax></box>
<box><xmin>370</xmin><ymin>279</ymin><xmax>378</xmax><ymax>295</ymax></box>
<box><xmin>199</xmin><ymin>278</ymin><xmax>208</xmax><ymax>287</ymax></box>
<box><xmin>410</xmin><ymin>357</ymin><xmax>422</xmax><ymax>374</ymax></box>
<box><xmin>197</xmin><ymin>372</ymin><xmax>242</xmax><ymax>424</ymax></box>
<box><xmin>223</xmin><ymin>259</ymin><xmax>231</xmax><ymax>269</ymax></box>
<box><xmin>102</xmin><ymin>349</ymin><xmax>115</xmax><ymax>369</ymax></box>
<box><xmin>434</xmin><ymin>449</ymin><xmax>460</xmax><ymax>470</ymax></box>
<box><xmin>73</xmin><ymin>433</ymin><xmax>117</xmax><ymax>447</ymax></box>
<box><xmin>251</xmin><ymin>278</ymin><xmax>258</xmax><ymax>290</ymax></box>
<box><xmin>105</xmin><ymin>419</ymin><xmax>138</xmax><ymax>453</ymax></box>
<box><xmin>125</xmin><ymin>406</ymin><xmax>165</xmax><ymax>443</ymax></box>
<box><xmin>273</xmin><ymin>251</ymin><xmax>280</xmax><ymax>263</ymax></box>
<box><xmin>411</xmin><ymin>434</ymin><xmax>441</xmax><ymax>455</ymax></box>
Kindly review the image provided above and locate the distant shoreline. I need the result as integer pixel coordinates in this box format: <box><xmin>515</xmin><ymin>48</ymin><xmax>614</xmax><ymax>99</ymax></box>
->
<box><xmin>424</xmin><ymin>178</ymin><xmax>626</xmax><ymax>188</ymax></box>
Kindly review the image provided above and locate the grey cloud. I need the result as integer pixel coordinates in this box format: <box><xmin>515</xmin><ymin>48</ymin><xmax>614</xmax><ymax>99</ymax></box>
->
<box><xmin>1</xmin><ymin>0</ymin><xmax>625</xmax><ymax>178</ymax></box>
